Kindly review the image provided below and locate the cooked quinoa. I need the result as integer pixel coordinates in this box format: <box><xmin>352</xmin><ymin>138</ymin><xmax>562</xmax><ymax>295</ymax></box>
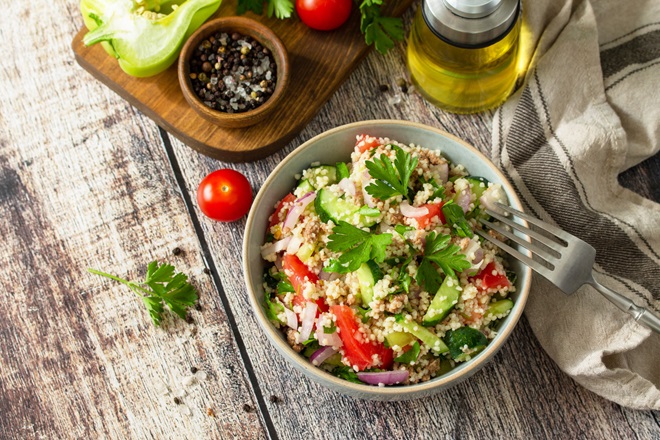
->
<box><xmin>261</xmin><ymin>135</ymin><xmax>515</xmax><ymax>386</ymax></box>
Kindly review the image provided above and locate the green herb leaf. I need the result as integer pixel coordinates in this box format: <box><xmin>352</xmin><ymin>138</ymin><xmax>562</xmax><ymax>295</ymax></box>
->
<box><xmin>442</xmin><ymin>203</ymin><xmax>473</xmax><ymax>238</ymax></box>
<box><xmin>415</xmin><ymin>232</ymin><xmax>471</xmax><ymax>293</ymax></box>
<box><xmin>88</xmin><ymin>261</ymin><xmax>199</xmax><ymax>327</ymax></box>
<box><xmin>365</xmin><ymin>146</ymin><xmax>418</xmax><ymax>201</ymax></box>
<box><xmin>236</xmin><ymin>0</ymin><xmax>264</xmax><ymax>15</ymax></box>
<box><xmin>267</xmin><ymin>0</ymin><xmax>294</xmax><ymax>19</ymax></box>
<box><xmin>359</xmin><ymin>1</ymin><xmax>404</xmax><ymax>54</ymax></box>
<box><xmin>324</xmin><ymin>221</ymin><xmax>392</xmax><ymax>273</ymax></box>
<box><xmin>324</xmin><ymin>323</ymin><xmax>337</xmax><ymax>334</ymax></box>
<box><xmin>395</xmin><ymin>224</ymin><xmax>414</xmax><ymax>236</ymax></box>
<box><xmin>264</xmin><ymin>293</ymin><xmax>285</xmax><ymax>324</ymax></box>
<box><xmin>394</xmin><ymin>341</ymin><xmax>420</xmax><ymax>364</ymax></box>
<box><xmin>332</xmin><ymin>366</ymin><xmax>364</xmax><ymax>384</ymax></box>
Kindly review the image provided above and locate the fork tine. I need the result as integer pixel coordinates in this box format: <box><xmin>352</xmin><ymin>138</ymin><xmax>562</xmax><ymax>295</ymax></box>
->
<box><xmin>479</xmin><ymin>218</ymin><xmax>558</xmax><ymax>265</ymax></box>
<box><xmin>475</xmin><ymin>230</ymin><xmax>555</xmax><ymax>279</ymax></box>
<box><xmin>494</xmin><ymin>203</ymin><xmax>574</xmax><ymax>243</ymax></box>
<box><xmin>484</xmin><ymin>209</ymin><xmax>566</xmax><ymax>255</ymax></box>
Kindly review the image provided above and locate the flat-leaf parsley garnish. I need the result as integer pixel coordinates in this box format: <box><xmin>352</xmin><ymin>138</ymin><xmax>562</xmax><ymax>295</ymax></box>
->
<box><xmin>88</xmin><ymin>261</ymin><xmax>198</xmax><ymax>326</ymax></box>
<box><xmin>442</xmin><ymin>202</ymin><xmax>474</xmax><ymax>238</ymax></box>
<box><xmin>365</xmin><ymin>145</ymin><xmax>418</xmax><ymax>202</ymax></box>
<box><xmin>324</xmin><ymin>221</ymin><xmax>392</xmax><ymax>273</ymax></box>
<box><xmin>415</xmin><ymin>231</ymin><xmax>471</xmax><ymax>294</ymax></box>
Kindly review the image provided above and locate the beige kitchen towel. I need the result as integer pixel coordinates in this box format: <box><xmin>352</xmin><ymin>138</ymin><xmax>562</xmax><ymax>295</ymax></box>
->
<box><xmin>491</xmin><ymin>0</ymin><xmax>660</xmax><ymax>409</ymax></box>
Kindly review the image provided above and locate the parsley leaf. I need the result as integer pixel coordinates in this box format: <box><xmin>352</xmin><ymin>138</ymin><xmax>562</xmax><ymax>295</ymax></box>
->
<box><xmin>88</xmin><ymin>261</ymin><xmax>198</xmax><ymax>327</ymax></box>
<box><xmin>267</xmin><ymin>0</ymin><xmax>294</xmax><ymax>19</ymax></box>
<box><xmin>359</xmin><ymin>1</ymin><xmax>404</xmax><ymax>54</ymax></box>
<box><xmin>236</xmin><ymin>0</ymin><xmax>264</xmax><ymax>15</ymax></box>
<box><xmin>394</xmin><ymin>341</ymin><xmax>420</xmax><ymax>364</ymax></box>
<box><xmin>324</xmin><ymin>221</ymin><xmax>392</xmax><ymax>273</ymax></box>
<box><xmin>365</xmin><ymin>146</ymin><xmax>418</xmax><ymax>202</ymax></box>
<box><xmin>332</xmin><ymin>366</ymin><xmax>364</xmax><ymax>384</ymax></box>
<box><xmin>442</xmin><ymin>202</ymin><xmax>473</xmax><ymax>238</ymax></box>
<box><xmin>264</xmin><ymin>293</ymin><xmax>285</xmax><ymax>324</ymax></box>
<box><xmin>415</xmin><ymin>232</ymin><xmax>471</xmax><ymax>293</ymax></box>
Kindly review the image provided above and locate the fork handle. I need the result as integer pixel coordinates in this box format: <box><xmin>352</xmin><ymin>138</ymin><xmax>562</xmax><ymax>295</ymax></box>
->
<box><xmin>588</xmin><ymin>274</ymin><xmax>660</xmax><ymax>334</ymax></box>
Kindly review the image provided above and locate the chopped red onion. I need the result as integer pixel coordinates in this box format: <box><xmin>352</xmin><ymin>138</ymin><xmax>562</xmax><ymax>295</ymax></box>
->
<box><xmin>480</xmin><ymin>185</ymin><xmax>508</xmax><ymax>214</ymax></box>
<box><xmin>400</xmin><ymin>201</ymin><xmax>429</xmax><ymax>218</ymax></box>
<box><xmin>298</xmin><ymin>301</ymin><xmax>318</xmax><ymax>343</ymax></box>
<box><xmin>315</xmin><ymin>326</ymin><xmax>342</xmax><ymax>347</ymax></box>
<box><xmin>309</xmin><ymin>346</ymin><xmax>337</xmax><ymax>366</ymax></box>
<box><xmin>283</xmin><ymin>306</ymin><xmax>298</xmax><ymax>330</ymax></box>
<box><xmin>283</xmin><ymin>192</ymin><xmax>316</xmax><ymax>230</ymax></box>
<box><xmin>319</xmin><ymin>270</ymin><xmax>340</xmax><ymax>282</ymax></box>
<box><xmin>286</xmin><ymin>235</ymin><xmax>303</xmax><ymax>254</ymax></box>
<box><xmin>455</xmin><ymin>188</ymin><xmax>472</xmax><ymax>213</ymax></box>
<box><xmin>437</xmin><ymin>162</ymin><xmax>449</xmax><ymax>183</ymax></box>
<box><xmin>337</xmin><ymin>178</ymin><xmax>356</xmax><ymax>197</ymax></box>
<box><xmin>260</xmin><ymin>236</ymin><xmax>292</xmax><ymax>259</ymax></box>
<box><xmin>357</xmin><ymin>370</ymin><xmax>409</xmax><ymax>386</ymax></box>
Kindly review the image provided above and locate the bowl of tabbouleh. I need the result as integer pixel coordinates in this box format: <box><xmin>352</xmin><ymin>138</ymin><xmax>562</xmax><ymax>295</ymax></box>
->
<box><xmin>242</xmin><ymin>120</ymin><xmax>532</xmax><ymax>400</ymax></box>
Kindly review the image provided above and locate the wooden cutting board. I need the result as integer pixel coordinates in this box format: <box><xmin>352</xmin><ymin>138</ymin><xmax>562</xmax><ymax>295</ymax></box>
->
<box><xmin>71</xmin><ymin>0</ymin><xmax>413</xmax><ymax>162</ymax></box>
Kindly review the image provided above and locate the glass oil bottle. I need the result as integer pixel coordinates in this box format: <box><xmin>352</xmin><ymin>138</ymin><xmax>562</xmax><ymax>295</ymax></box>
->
<box><xmin>407</xmin><ymin>0</ymin><xmax>522</xmax><ymax>114</ymax></box>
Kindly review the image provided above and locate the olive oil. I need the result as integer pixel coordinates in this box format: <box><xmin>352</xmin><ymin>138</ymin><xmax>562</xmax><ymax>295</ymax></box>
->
<box><xmin>407</xmin><ymin>0</ymin><xmax>522</xmax><ymax>114</ymax></box>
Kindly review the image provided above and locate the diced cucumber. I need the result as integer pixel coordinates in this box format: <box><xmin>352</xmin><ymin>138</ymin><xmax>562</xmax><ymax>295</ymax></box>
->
<box><xmin>484</xmin><ymin>299</ymin><xmax>514</xmax><ymax>319</ymax></box>
<box><xmin>385</xmin><ymin>331</ymin><xmax>416</xmax><ymax>348</ymax></box>
<box><xmin>356</xmin><ymin>261</ymin><xmax>383</xmax><ymax>306</ymax></box>
<box><xmin>336</xmin><ymin>162</ymin><xmax>350</xmax><ymax>180</ymax></box>
<box><xmin>306</xmin><ymin>165</ymin><xmax>338</xmax><ymax>189</ymax></box>
<box><xmin>315</xmin><ymin>188</ymin><xmax>377</xmax><ymax>227</ymax></box>
<box><xmin>296</xmin><ymin>179</ymin><xmax>314</xmax><ymax>194</ymax></box>
<box><xmin>443</xmin><ymin>327</ymin><xmax>488</xmax><ymax>362</ymax></box>
<box><xmin>395</xmin><ymin>315</ymin><xmax>449</xmax><ymax>355</ymax></box>
<box><xmin>466</xmin><ymin>176</ymin><xmax>489</xmax><ymax>201</ymax></box>
<box><xmin>422</xmin><ymin>276</ymin><xmax>461</xmax><ymax>326</ymax></box>
<box><xmin>296</xmin><ymin>242</ymin><xmax>316</xmax><ymax>263</ymax></box>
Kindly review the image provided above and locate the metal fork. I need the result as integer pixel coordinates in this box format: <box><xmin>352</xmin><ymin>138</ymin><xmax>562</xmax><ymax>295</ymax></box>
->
<box><xmin>476</xmin><ymin>203</ymin><xmax>660</xmax><ymax>334</ymax></box>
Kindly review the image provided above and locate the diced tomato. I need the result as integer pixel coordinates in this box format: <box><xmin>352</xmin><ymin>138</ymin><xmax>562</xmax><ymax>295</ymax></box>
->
<box><xmin>283</xmin><ymin>254</ymin><xmax>326</xmax><ymax>315</ymax></box>
<box><xmin>283</xmin><ymin>254</ymin><xmax>318</xmax><ymax>296</ymax></box>
<box><xmin>470</xmin><ymin>262</ymin><xmax>510</xmax><ymax>292</ymax></box>
<box><xmin>269</xmin><ymin>193</ymin><xmax>296</xmax><ymax>227</ymax></box>
<box><xmin>330</xmin><ymin>305</ymin><xmax>394</xmax><ymax>371</ymax></box>
<box><xmin>355</xmin><ymin>134</ymin><xmax>381</xmax><ymax>154</ymax></box>
<box><xmin>415</xmin><ymin>202</ymin><xmax>445</xmax><ymax>229</ymax></box>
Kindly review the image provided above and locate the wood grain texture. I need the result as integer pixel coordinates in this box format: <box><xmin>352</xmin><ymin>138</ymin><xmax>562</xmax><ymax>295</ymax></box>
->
<box><xmin>1</xmin><ymin>0</ymin><xmax>658</xmax><ymax>439</ymax></box>
<box><xmin>0</xmin><ymin>1</ymin><xmax>264</xmax><ymax>438</ymax></box>
<box><xmin>71</xmin><ymin>0</ymin><xmax>414</xmax><ymax>162</ymax></box>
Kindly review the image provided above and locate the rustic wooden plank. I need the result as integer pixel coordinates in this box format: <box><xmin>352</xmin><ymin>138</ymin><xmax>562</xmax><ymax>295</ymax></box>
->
<box><xmin>71</xmin><ymin>0</ymin><xmax>414</xmax><ymax>162</ymax></box>
<box><xmin>167</xmin><ymin>7</ymin><xmax>660</xmax><ymax>439</ymax></box>
<box><xmin>0</xmin><ymin>1</ymin><xmax>266</xmax><ymax>439</ymax></box>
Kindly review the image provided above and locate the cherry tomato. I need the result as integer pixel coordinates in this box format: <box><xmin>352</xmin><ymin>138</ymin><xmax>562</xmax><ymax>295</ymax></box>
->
<box><xmin>296</xmin><ymin>0</ymin><xmax>352</xmax><ymax>31</ymax></box>
<box><xmin>197</xmin><ymin>169</ymin><xmax>252</xmax><ymax>222</ymax></box>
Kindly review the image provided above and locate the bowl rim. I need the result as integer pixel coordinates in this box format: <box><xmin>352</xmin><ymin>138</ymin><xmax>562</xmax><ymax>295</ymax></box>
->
<box><xmin>177</xmin><ymin>16</ymin><xmax>289</xmax><ymax>127</ymax></box>
<box><xmin>242</xmin><ymin>119</ymin><xmax>532</xmax><ymax>397</ymax></box>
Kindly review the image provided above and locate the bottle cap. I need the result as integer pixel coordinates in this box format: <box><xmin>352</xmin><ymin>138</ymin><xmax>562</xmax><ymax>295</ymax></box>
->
<box><xmin>423</xmin><ymin>0</ymin><xmax>519</xmax><ymax>48</ymax></box>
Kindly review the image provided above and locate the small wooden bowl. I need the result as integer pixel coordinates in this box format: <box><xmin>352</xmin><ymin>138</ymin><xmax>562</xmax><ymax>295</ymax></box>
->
<box><xmin>178</xmin><ymin>17</ymin><xmax>289</xmax><ymax>129</ymax></box>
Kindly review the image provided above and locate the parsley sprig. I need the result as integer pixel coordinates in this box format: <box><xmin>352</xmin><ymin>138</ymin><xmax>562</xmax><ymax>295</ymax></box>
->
<box><xmin>237</xmin><ymin>0</ymin><xmax>294</xmax><ymax>18</ymax></box>
<box><xmin>442</xmin><ymin>202</ymin><xmax>473</xmax><ymax>238</ymax></box>
<box><xmin>359</xmin><ymin>0</ymin><xmax>405</xmax><ymax>54</ymax></box>
<box><xmin>415</xmin><ymin>232</ymin><xmax>471</xmax><ymax>294</ymax></box>
<box><xmin>324</xmin><ymin>221</ymin><xmax>392</xmax><ymax>273</ymax></box>
<box><xmin>88</xmin><ymin>261</ymin><xmax>198</xmax><ymax>326</ymax></box>
<box><xmin>365</xmin><ymin>146</ymin><xmax>418</xmax><ymax>202</ymax></box>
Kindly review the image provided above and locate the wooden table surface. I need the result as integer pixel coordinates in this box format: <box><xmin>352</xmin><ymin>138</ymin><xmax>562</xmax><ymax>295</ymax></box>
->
<box><xmin>1</xmin><ymin>1</ymin><xmax>658</xmax><ymax>439</ymax></box>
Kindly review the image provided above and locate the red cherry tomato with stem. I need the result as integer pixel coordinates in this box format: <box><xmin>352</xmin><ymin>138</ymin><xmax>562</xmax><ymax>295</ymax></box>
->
<box><xmin>197</xmin><ymin>169</ymin><xmax>253</xmax><ymax>222</ymax></box>
<box><xmin>296</xmin><ymin>0</ymin><xmax>352</xmax><ymax>31</ymax></box>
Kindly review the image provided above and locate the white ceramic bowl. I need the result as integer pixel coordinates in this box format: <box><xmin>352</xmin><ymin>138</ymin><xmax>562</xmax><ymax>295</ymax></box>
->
<box><xmin>242</xmin><ymin>120</ymin><xmax>531</xmax><ymax>400</ymax></box>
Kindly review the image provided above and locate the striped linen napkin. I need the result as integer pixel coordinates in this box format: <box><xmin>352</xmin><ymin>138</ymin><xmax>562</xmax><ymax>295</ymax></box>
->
<box><xmin>491</xmin><ymin>0</ymin><xmax>660</xmax><ymax>409</ymax></box>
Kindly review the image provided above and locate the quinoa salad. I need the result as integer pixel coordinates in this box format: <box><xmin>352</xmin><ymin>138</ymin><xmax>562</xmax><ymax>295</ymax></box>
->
<box><xmin>260</xmin><ymin>134</ymin><xmax>516</xmax><ymax>386</ymax></box>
